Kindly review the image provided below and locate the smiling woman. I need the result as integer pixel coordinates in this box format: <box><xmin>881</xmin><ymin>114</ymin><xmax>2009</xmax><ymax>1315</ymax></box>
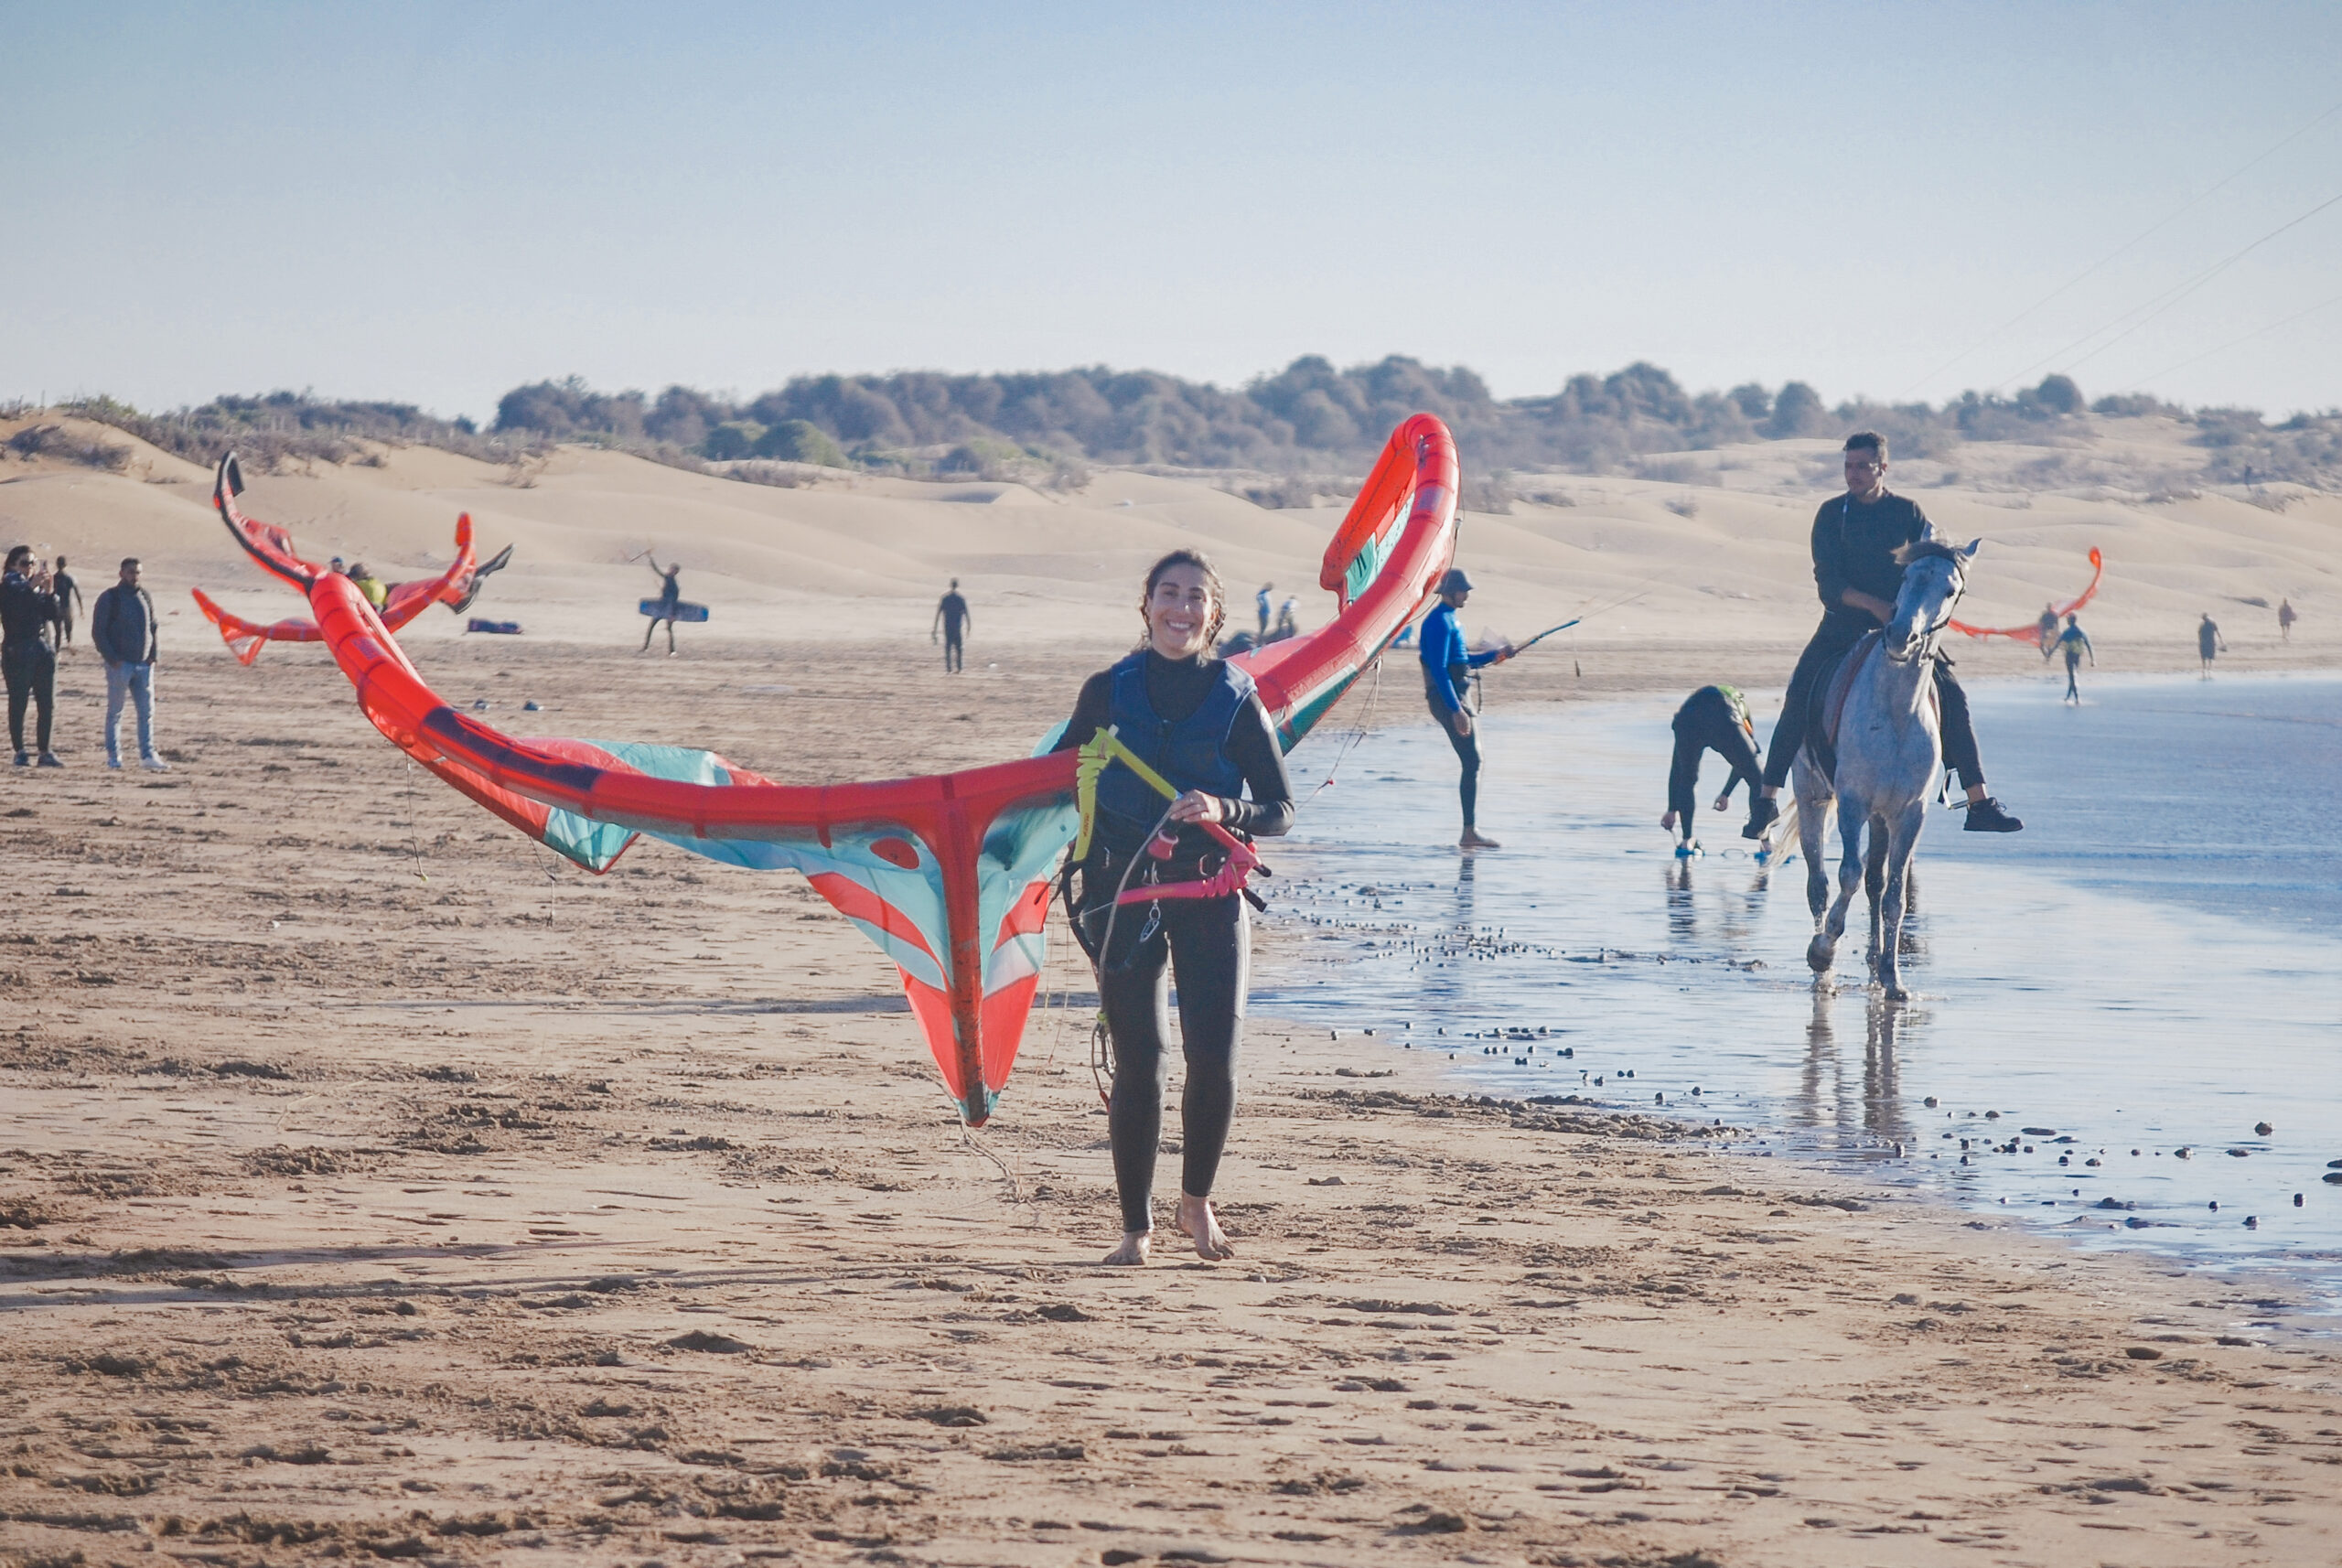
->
<box><xmin>1052</xmin><ymin>549</ymin><xmax>1296</xmax><ymax>1268</ymax></box>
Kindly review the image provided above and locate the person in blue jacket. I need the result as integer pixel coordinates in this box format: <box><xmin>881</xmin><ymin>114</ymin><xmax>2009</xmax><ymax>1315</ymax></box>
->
<box><xmin>1419</xmin><ymin>567</ymin><xmax>1512</xmax><ymax>850</ymax></box>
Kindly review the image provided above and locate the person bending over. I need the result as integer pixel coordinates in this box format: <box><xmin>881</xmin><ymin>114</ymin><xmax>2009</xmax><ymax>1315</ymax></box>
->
<box><xmin>1661</xmin><ymin>683</ymin><xmax>1761</xmax><ymax>855</ymax></box>
<box><xmin>1419</xmin><ymin>567</ymin><xmax>1512</xmax><ymax>850</ymax></box>
<box><xmin>1744</xmin><ymin>432</ymin><xmax>2021</xmax><ymax>839</ymax></box>
<box><xmin>1</xmin><ymin>547</ymin><xmax>63</xmax><ymax>767</ymax></box>
<box><xmin>1055</xmin><ymin>550</ymin><xmax>1293</xmax><ymax>1266</ymax></box>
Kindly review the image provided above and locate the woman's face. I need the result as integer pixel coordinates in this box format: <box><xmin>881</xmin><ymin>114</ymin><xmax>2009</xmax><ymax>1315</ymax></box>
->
<box><xmin>1145</xmin><ymin>564</ymin><xmax>1215</xmax><ymax>659</ymax></box>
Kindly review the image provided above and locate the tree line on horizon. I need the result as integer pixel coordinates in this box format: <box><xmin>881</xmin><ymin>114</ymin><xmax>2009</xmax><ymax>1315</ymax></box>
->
<box><xmin>34</xmin><ymin>358</ymin><xmax>2341</xmax><ymax>489</ymax></box>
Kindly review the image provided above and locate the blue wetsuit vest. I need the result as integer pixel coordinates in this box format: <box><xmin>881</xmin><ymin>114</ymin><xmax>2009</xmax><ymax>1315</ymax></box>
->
<box><xmin>1092</xmin><ymin>650</ymin><xmax>1255</xmax><ymax>857</ymax></box>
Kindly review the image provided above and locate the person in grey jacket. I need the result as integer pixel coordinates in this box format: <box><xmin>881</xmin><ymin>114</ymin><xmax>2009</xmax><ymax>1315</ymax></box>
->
<box><xmin>91</xmin><ymin>558</ymin><xmax>168</xmax><ymax>772</ymax></box>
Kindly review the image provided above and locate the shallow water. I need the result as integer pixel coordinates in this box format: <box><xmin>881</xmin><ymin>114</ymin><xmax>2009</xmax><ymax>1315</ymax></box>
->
<box><xmin>1255</xmin><ymin>670</ymin><xmax>2342</xmax><ymax>1313</ymax></box>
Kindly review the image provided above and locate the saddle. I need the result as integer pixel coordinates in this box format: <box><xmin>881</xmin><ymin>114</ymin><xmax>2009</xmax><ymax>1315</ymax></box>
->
<box><xmin>1804</xmin><ymin>630</ymin><xmax>1941</xmax><ymax>781</ymax></box>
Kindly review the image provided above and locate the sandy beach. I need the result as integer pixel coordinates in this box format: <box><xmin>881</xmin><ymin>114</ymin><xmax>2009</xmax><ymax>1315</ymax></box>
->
<box><xmin>4</xmin><ymin>424</ymin><xmax>2341</xmax><ymax>1565</ymax></box>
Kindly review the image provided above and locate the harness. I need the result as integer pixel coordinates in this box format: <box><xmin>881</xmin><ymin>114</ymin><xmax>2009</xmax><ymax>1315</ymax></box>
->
<box><xmin>1071</xmin><ymin>727</ymin><xmax>1269</xmax><ymax>911</ymax></box>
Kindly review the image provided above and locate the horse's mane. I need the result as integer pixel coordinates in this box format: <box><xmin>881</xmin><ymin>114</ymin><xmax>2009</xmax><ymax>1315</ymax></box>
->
<box><xmin>1894</xmin><ymin>538</ymin><xmax>1961</xmax><ymax>567</ymax></box>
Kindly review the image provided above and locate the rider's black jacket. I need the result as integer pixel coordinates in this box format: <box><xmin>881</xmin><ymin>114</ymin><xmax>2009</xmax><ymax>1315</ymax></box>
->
<box><xmin>1811</xmin><ymin>490</ymin><xmax>1934</xmax><ymax>617</ymax></box>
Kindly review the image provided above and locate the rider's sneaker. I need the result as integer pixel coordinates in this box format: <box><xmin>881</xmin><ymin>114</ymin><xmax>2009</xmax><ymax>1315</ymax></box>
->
<box><xmin>1962</xmin><ymin>796</ymin><xmax>2024</xmax><ymax>832</ymax></box>
<box><xmin>1741</xmin><ymin>796</ymin><xmax>1779</xmax><ymax>840</ymax></box>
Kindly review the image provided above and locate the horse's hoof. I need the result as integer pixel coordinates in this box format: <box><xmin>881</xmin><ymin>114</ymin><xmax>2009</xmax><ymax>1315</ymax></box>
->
<box><xmin>1806</xmin><ymin>940</ymin><xmax>1834</xmax><ymax>973</ymax></box>
<box><xmin>1883</xmin><ymin>984</ymin><xmax>1908</xmax><ymax>1004</ymax></box>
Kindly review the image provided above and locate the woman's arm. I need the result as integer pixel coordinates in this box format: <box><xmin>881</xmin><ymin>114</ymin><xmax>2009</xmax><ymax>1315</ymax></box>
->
<box><xmin>1049</xmin><ymin>671</ymin><xmax>1112</xmax><ymax>754</ymax></box>
<box><xmin>1213</xmin><ymin>698</ymin><xmax>1294</xmax><ymax>837</ymax></box>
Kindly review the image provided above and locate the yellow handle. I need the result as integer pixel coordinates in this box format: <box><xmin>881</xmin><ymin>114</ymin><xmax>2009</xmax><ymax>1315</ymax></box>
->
<box><xmin>1072</xmin><ymin>725</ymin><xmax>1178</xmax><ymax>860</ymax></box>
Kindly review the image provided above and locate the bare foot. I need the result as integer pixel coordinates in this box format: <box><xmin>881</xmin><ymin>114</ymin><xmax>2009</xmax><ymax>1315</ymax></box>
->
<box><xmin>1458</xmin><ymin>829</ymin><xmax>1502</xmax><ymax>851</ymax></box>
<box><xmin>1173</xmin><ymin>1194</ymin><xmax>1236</xmax><ymax>1261</ymax></box>
<box><xmin>1102</xmin><ymin>1230</ymin><xmax>1152</xmax><ymax>1266</ymax></box>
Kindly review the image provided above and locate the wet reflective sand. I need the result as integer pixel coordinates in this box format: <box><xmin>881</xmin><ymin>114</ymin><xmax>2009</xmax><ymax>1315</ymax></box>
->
<box><xmin>1258</xmin><ymin>671</ymin><xmax>2342</xmax><ymax>1313</ymax></box>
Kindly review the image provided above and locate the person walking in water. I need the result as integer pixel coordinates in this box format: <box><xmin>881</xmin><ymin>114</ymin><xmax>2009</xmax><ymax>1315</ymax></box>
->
<box><xmin>1054</xmin><ymin>549</ymin><xmax>1293</xmax><ymax>1266</ymax></box>
<box><xmin>1660</xmin><ymin>683</ymin><xmax>1762</xmax><ymax>856</ymax></box>
<box><xmin>932</xmin><ymin>579</ymin><xmax>971</xmax><ymax>672</ymax></box>
<box><xmin>2197</xmin><ymin>612</ymin><xmax>2225</xmax><ymax>676</ymax></box>
<box><xmin>2</xmin><ymin>547</ymin><xmax>63</xmax><ymax>767</ymax></box>
<box><xmin>2035</xmin><ymin>603</ymin><xmax>2058</xmax><ymax>661</ymax></box>
<box><xmin>2055</xmin><ymin>614</ymin><xmax>2093</xmax><ymax>703</ymax></box>
<box><xmin>91</xmin><ymin>558</ymin><xmax>167</xmax><ymax>771</ymax></box>
<box><xmin>1273</xmin><ymin>594</ymin><xmax>1299</xmax><ymax>640</ymax></box>
<box><xmin>641</xmin><ymin>553</ymin><xmax>684</xmax><ymax>656</ymax></box>
<box><xmin>2278</xmin><ymin>598</ymin><xmax>2296</xmax><ymax>642</ymax></box>
<box><xmin>1744</xmin><ymin>432</ymin><xmax>2022</xmax><ymax>839</ymax></box>
<box><xmin>1420</xmin><ymin>567</ymin><xmax>1513</xmax><ymax>851</ymax></box>
<box><xmin>1255</xmin><ymin>584</ymin><xmax>1273</xmax><ymax>639</ymax></box>
<box><xmin>50</xmin><ymin>556</ymin><xmax>84</xmax><ymax>650</ymax></box>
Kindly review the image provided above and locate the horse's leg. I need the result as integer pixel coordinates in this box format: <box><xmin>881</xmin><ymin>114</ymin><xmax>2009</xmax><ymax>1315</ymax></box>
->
<box><xmin>1808</xmin><ymin>788</ymin><xmax>1865</xmax><ymax>975</ymax></box>
<box><xmin>1864</xmin><ymin>820</ymin><xmax>1889</xmax><ymax>981</ymax></box>
<box><xmin>1793</xmin><ymin>751</ymin><xmax>1833</xmax><ymax>925</ymax></box>
<box><xmin>1876</xmin><ymin>802</ymin><xmax>1928</xmax><ymax>1001</ymax></box>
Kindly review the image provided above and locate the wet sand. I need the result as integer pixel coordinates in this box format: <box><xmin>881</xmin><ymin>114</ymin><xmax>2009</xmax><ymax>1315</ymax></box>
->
<box><xmin>5</xmin><ymin>638</ymin><xmax>2341</xmax><ymax>1566</ymax></box>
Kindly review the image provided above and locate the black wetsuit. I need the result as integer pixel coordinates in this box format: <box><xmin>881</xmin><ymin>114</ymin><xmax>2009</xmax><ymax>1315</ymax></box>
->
<box><xmin>52</xmin><ymin>571</ymin><xmax>80</xmax><ymax>646</ymax></box>
<box><xmin>938</xmin><ymin>591</ymin><xmax>968</xmax><ymax>672</ymax></box>
<box><xmin>1</xmin><ymin>572</ymin><xmax>60</xmax><ymax>757</ymax></box>
<box><xmin>1669</xmin><ymin>685</ymin><xmax>1762</xmax><ymax>833</ymax></box>
<box><xmin>1761</xmin><ymin>491</ymin><xmax>1985</xmax><ymax>791</ymax></box>
<box><xmin>1056</xmin><ymin>650</ymin><xmax>1294</xmax><ymax>1234</ymax></box>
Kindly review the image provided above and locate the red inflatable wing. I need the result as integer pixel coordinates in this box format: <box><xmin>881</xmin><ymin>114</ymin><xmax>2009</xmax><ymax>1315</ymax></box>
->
<box><xmin>1950</xmin><ymin>548</ymin><xmax>2104</xmax><ymax>643</ymax></box>
<box><xmin>208</xmin><ymin>417</ymin><xmax>1462</xmax><ymax>1124</ymax></box>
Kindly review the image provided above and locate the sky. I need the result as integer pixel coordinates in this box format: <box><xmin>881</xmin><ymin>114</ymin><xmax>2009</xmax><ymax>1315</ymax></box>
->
<box><xmin>6</xmin><ymin>1</ymin><xmax>2340</xmax><ymax>424</ymax></box>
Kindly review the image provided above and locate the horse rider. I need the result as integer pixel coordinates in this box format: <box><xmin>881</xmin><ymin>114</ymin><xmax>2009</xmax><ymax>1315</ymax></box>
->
<box><xmin>1744</xmin><ymin>431</ymin><xmax>2023</xmax><ymax>839</ymax></box>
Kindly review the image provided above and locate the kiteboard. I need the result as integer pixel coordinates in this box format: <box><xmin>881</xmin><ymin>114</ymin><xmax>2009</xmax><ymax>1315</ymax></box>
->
<box><xmin>639</xmin><ymin>599</ymin><xmax>710</xmax><ymax>623</ymax></box>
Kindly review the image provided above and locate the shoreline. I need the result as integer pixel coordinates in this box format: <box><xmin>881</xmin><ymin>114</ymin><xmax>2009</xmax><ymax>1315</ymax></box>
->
<box><xmin>5</xmin><ymin>639</ymin><xmax>2341</xmax><ymax>1564</ymax></box>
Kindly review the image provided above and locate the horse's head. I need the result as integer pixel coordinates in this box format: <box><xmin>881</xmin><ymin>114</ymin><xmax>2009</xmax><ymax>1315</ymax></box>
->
<box><xmin>1885</xmin><ymin>534</ymin><xmax>1979</xmax><ymax>662</ymax></box>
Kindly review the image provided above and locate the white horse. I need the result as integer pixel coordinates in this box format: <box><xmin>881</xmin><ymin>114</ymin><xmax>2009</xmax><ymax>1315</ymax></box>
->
<box><xmin>1795</xmin><ymin>535</ymin><xmax>1978</xmax><ymax>1001</ymax></box>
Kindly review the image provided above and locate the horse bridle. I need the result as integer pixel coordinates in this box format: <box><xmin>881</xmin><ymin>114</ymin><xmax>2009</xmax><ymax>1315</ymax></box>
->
<box><xmin>1886</xmin><ymin>557</ymin><xmax>1966</xmax><ymax>664</ymax></box>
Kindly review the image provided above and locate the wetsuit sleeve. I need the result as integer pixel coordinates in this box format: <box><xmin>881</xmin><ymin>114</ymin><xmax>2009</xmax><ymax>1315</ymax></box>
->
<box><xmin>1050</xmin><ymin>671</ymin><xmax>1113</xmax><ymax>754</ymax></box>
<box><xmin>1219</xmin><ymin>696</ymin><xmax>1295</xmax><ymax>838</ymax></box>
<box><xmin>1811</xmin><ymin>498</ymin><xmax>1847</xmax><ymax>611</ymax></box>
<box><xmin>1466</xmin><ymin>646</ymin><xmax>1502</xmax><ymax>671</ymax></box>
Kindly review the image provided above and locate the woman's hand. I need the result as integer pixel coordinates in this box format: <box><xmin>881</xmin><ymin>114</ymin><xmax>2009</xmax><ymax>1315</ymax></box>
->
<box><xmin>1166</xmin><ymin>790</ymin><xmax>1225</xmax><ymax>825</ymax></box>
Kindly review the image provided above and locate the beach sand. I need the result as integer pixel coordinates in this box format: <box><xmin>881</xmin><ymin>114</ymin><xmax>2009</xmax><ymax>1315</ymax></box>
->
<box><xmin>3</xmin><ymin>424</ymin><xmax>2340</xmax><ymax>1564</ymax></box>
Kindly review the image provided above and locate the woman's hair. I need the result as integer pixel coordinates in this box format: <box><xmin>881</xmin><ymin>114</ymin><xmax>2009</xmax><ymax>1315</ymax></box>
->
<box><xmin>5</xmin><ymin>546</ymin><xmax>30</xmax><ymax>572</ymax></box>
<box><xmin>1138</xmin><ymin>548</ymin><xmax>1225</xmax><ymax>648</ymax></box>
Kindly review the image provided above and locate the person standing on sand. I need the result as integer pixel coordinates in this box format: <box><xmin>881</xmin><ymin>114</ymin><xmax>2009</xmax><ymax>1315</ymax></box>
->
<box><xmin>642</xmin><ymin>554</ymin><xmax>683</xmax><ymax>656</ymax></box>
<box><xmin>1054</xmin><ymin>550</ymin><xmax>1293</xmax><ymax>1267</ymax></box>
<box><xmin>2278</xmin><ymin>598</ymin><xmax>2295</xmax><ymax>641</ymax></box>
<box><xmin>2</xmin><ymin>546</ymin><xmax>63</xmax><ymax>768</ymax></box>
<box><xmin>1660</xmin><ymin>683</ymin><xmax>1761</xmax><ymax>856</ymax></box>
<box><xmin>932</xmin><ymin>579</ymin><xmax>971</xmax><ymax>672</ymax></box>
<box><xmin>2055</xmin><ymin>614</ymin><xmax>2093</xmax><ymax>703</ymax></box>
<box><xmin>2197</xmin><ymin>613</ymin><xmax>2225</xmax><ymax>676</ymax></box>
<box><xmin>2036</xmin><ymin>603</ymin><xmax>2058</xmax><ymax>661</ymax></box>
<box><xmin>1744</xmin><ymin>432</ymin><xmax>2022</xmax><ymax>839</ymax></box>
<box><xmin>51</xmin><ymin>556</ymin><xmax>84</xmax><ymax>649</ymax></box>
<box><xmin>1420</xmin><ymin>567</ymin><xmax>1513</xmax><ymax>851</ymax></box>
<box><xmin>1255</xmin><ymin>584</ymin><xmax>1273</xmax><ymax>639</ymax></box>
<box><xmin>91</xmin><ymin>558</ymin><xmax>167</xmax><ymax>771</ymax></box>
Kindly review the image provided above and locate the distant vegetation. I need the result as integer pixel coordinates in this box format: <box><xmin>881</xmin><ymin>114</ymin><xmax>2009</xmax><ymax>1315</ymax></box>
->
<box><xmin>36</xmin><ymin>360</ymin><xmax>2342</xmax><ymax>490</ymax></box>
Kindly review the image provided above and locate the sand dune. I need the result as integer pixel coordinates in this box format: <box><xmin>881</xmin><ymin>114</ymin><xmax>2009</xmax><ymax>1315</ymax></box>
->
<box><xmin>2</xmin><ymin>410</ymin><xmax>2331</xmax><ymax>672</ymax></box>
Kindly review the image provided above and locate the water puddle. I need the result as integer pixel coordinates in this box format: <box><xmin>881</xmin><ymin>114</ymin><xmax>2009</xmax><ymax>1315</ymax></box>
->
<box><xmin>1258</xmin><ymin>671</ymin><xmax>2342</xmax><ymax>1312</ymax></box>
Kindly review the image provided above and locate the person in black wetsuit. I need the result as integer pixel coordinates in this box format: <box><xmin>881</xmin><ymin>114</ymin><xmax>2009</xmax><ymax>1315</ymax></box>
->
<box><xmin>2</xmin><ymin>546</ymin><xmax>64</xmax><ymax>767</ymax></box>
<box><xmin>1744</xmin><ymin>432</ymin><xmax>2022</xmax><ymax>839</ymax></box>
<box><xmin>1661</xmin><ymin>683</ymin><xmax>1761</xmax><ymax>854</ymax></box>
<box><xmin>641</xmin><ymin>554</ymin><xmax>683</xmax><ymax>655</ymax></box>
<box><xmin>51</xmin><ymin>557</ymin><xmax>84</xmax><ymax>649</ymax></box>
<box><xmin>932</xmin><ymin>579</ymin><xmax>971</xmax><ymax>672</ymax></box>
<box><xmin>1054</xmin><ymin>549</ymin><xmax>1294</xmax><ymax>1267</ymax></box>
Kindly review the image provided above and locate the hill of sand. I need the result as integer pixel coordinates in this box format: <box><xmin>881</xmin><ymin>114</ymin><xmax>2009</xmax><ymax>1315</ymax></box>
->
<box><xmin>1</xmin><ymin>409</ymin><xmax>2333</xmax><ymax>682</ymax></box>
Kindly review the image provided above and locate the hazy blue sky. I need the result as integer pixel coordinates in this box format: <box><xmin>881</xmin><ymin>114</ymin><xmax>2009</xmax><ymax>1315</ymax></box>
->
<box><xmin>8</xmin><ymin>2</ymin><xmax>2339</xmax><ymax>422</ymax></box>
